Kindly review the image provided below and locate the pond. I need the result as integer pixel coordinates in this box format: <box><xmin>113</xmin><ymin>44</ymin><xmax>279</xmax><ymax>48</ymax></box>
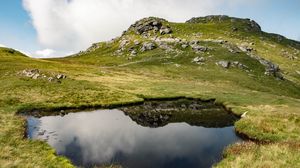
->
<box><xmin>26</xmin><ymin>99</ymin><xmax>241</xmax><ymax>168</ymax></box>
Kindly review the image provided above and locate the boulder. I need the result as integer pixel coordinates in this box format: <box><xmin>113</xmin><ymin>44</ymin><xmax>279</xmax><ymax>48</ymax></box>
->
<box><xmin>119</xmin><ymin>39</ymin><xmax>129</xmax><ymax>50</ymax></box>
<box><xmin>192</xmin><ymin>57</ymin><xmax>206</xmax><ymax>64</ymax></box>
<box><xmin>238</xmin><ymin>43</ymin><xmax>254</xmax><ymax>52</ymax></box>
<box><xmin>140</xmin><ymin>42</ymin><xmax>156</xmax><ymax>52</ymax></box>
<box><xmin>56</xmin><ymin>74</ymin><xmax>67</xmax><ymax>80</ymax></box>
<box><xmin>160</xmin><ymin>26</ymin><xmax>172</xmax><ymax>35</ymax></box>
<box><xmin>130</xmin><ymin>50</ymin><xmax>137</xmax><ymax>56</ymax></box>
<box><xmin>181</xmin><ymin>44</ymin><xmax>189</xmax><ymax>49</ymax></box>
<box><xmin>22</xmin><ymin>69</ymin><xmax>40</xmax><ymax>79</ymax></box>
<box><xmin>250</xmin><ymin>54</ymin><xmax>284</xmax><ymax>79</ymax></box>
<box><xmin>127</xmin><ymin>17</ymin><xmax>170</xmax><ymax>35</ymax></box>
<box><xmin>191</xmin><ymin>44</ymin><xmax>208</xmax><ymax>52</ymax></box>
<box><xmin>189</xmin><ymin>40</ymin><xmax>200</xmax><ymax>45</ymax></box>
<box><xmin>217</xmin><ymin>61</ymin><xmax>231</xmax><ymax>68</ymax></box>
<box><xmin>231</xmin><ymin>61</ymin><xmax>250</xmax><ymax>71</ymax></box>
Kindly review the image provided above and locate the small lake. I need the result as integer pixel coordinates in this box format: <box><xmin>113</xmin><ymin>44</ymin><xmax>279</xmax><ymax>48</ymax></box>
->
<box><xmin>26</xmin><ymin>99</ymin><xmax>241</xmax><ymax>168</ymax></box>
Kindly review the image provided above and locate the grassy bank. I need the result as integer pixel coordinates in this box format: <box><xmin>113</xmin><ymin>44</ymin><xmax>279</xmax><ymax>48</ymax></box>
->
<box><xmin>1</xmin><ymin>16</ymin><xmax>300</xmax><ymax>167</ymax></box>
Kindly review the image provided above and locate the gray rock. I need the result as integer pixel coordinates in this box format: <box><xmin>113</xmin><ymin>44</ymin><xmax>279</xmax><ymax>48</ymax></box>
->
<box><xmin>160</xmin><ymin>26</ymin><xmax>172</xmax><ymax>35</ymax></box>
<box><xmin>32</xmin><ymin>73</ymin><xmax>40</xmax><ymax>80</ymax></box>
<box><xmin>191</xmin><ymin>44</ymin><xmax>208</xmax><ymax>52</ymax></box>
<box><xmin>238</xmin><ymin>44</ymin><xmax>254</xmax><ymax>52</ymax></box>
<box><xmin>119</xmin><ymin>39</ymin><xmax>129</xmax><ymax>48</ymax></box>
<box><xmin>134</xmin><ymin>40</ymin><xmax>140</xmax><ymax>46</ymax></box>
<box><xmin>22</xmin><ymin>69</ymin><xmax>40</xmax><ymax>79</ymax></box>
<box><xmin>192</xmin><ymin>57</ymin><xmax>206</xmax><ymax>64</ymax></box>
<box><xmin>127</xmin><ymin>17</ymin><xmax>170</xmax><ymax>36</ymax></box>
<box><xmin>181</xmin><ymin>44</ymin><xmax>189</xmax><ymax>49</ymax></box>
<box><xmin>141</xmin><ymin>42</ymin><xmax>156</xmax><ymax>52</ymax></box>
<box><xmin>231</xmin><ymin>61</ymin><xmax>250</xmax><ymax>71</ymax></box>
<box><xmin>56</xmin><ymin>74</ymin><xmax>67</xmax><ymax>79</ymax></box>
<box><xmin>217</xmin><ymin>61</ymin><xmax>231</xmax><ymax>68</ymax></box>
<box><xmin>250</xmin><ymin>54</ymin><xmax>284</xmax><ymax>79</ymax></box>
<box><xmin>48</xmin><ymin>77</ymin><xmax>55</xmax><ymax>82</ymax></box>
<box><xmin>131</xmin><ymin>50</ymin><xmax>137</xmax><ymax>56</ymax></box>
<box><xmin>189</xmin><ymin>40</ymin><xmax>200</xmax><ymax>45</ymax></box>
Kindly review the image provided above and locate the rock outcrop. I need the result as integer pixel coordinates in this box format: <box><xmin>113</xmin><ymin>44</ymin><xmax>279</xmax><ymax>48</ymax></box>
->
<box><xmin>20</xmin><ymin>69</ymin><xmax>67</xmax><ymax>82</ymax></box>
<box><xmin>186</xmin><ymin>15</ymin><xmax>261</xmax><ymax>32</ymax></box>
<box><xmin>217</xmin><ymin>61</ymin><xmax>250</xmax><ymax>71</ymax></box>
<box><xmin>250</xmin><ymin>55</ymin><xmax>284</xmax><ymax>79</ymax></box>
<box><xmin>127</xmin><ymin>17</ymin><xmax>172</xmax><ymax>36</ymax></box>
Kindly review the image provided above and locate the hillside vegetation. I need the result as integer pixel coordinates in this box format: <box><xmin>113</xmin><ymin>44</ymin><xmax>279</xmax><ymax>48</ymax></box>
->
<box><xmin>0</xmin><ymin>15</ymin><xmax>300</xmax><ymax>167</ymax></box>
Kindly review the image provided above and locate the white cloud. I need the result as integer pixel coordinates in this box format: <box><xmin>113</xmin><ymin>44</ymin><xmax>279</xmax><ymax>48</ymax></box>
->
<box><xmin>0</xmin><ymin>44</ymin><xmax>6</xmax><ymax>48</ymax></box>
<box><xmin>35</xmin><ymin>48</ymin><xmax>56</xmax><ymax>58</ymax></box>
<box><xmin>22</xmin><ymin>0</ymin><xmax>223</xmax><ymax>54</ymax></box>
<box><xmin>23</xmin><ymin>0</ymin><xmax>254</xmax><ymax>57</ymax></box>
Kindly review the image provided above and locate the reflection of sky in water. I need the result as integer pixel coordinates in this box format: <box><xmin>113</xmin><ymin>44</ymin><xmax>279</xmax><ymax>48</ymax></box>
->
<box><xmin>28</xmin><ymin>109</ymin><xmax>241</xmax><ymax>168</ymax></box>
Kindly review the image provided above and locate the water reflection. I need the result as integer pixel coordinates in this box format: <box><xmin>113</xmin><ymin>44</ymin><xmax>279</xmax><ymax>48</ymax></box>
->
<box><xmin>27</xmin><ymin>109</ymin><xmax>241</xmax><ymax>168</ymax></box>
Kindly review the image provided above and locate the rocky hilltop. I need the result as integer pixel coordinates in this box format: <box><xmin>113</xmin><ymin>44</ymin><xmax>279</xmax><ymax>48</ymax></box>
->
<box><xmin>82</xmin><ymin>15</ymin><xmax>300</xmax><ymax>81</ymax></box>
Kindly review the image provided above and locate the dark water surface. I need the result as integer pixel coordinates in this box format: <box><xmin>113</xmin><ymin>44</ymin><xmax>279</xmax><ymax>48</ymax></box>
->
<box><xmin>27</xmin><ymin>104</ymin><xmax>241</xmax><ymax>168</ymax></box>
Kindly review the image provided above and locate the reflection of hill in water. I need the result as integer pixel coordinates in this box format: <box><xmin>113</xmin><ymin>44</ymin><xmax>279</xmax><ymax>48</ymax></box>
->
<box><xmin>121</xmin><ymin>98</ymin><xmax>239</xmax><ymax>128</ymax></box>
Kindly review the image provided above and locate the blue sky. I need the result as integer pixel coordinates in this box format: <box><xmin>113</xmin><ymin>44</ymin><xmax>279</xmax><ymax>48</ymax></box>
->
<box><xmin>0</xmin><ymin>0</ymin><xmax>37</xmax><ymax>54</ymax></box>
<box><xmin>0</xmin><ymin>0</ymin><xmax>299</xmax><ymax>57</ymax></box>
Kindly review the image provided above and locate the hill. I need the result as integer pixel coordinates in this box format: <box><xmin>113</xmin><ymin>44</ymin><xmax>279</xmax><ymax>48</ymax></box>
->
<box><xmin>0</xmin><ymin>15</ymin><xmax>300</xmax><ymax>167</ymax></box>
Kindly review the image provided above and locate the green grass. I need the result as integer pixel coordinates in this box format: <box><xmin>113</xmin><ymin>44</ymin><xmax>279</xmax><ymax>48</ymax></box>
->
<box><xmin>0</xmin><ymin>16</ymin><xmax>300</xmax><ymax>167</ymax></box>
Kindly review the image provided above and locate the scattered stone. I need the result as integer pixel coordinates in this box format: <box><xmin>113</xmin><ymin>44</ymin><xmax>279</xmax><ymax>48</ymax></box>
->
<box><xmin>140</xmin><ymin>42</ymin><xmax>156</xmax><ymax>52</ymax></box>
<box><xmin>156</xmin><ymin>41</ymin><xmax>174</xmax><ymax>52</ymax></box>
<box><xmin>48</xmin><ymin>77</ymin><xmax>54</xmax><ymax>82</ymax></box>
<box><xmin>181</xmin><ymin>44</ymin><xmax>189</xmax><ymax>49</ymax></box>
<box><xmin>217</xmin><ymin>61</ymin><xmax>231</xmax><ymax>68</ymax></box>
<box><xmin>160</xmin><ymin>26</ymin><xmax>172</xmax><ymax>35</ymax></box>
<box><xmin>134</xmin><ymin>40</ymin><xmax>140</xmax><ymax>46</ymax></box>
<box><xmin>192</xmin><ymin>57</ymin><xmax>206</xmax><ymax>64</ymax></box>
<box><xmin>238</xmin><ymin>43</ymin><xmax>254</xmax><ymax>52</ymax></box>
<box><xmin>22</xmin><ymin>69</ymin><xmax>40</xmax><ymax>78</ymax></box>
<box><xmin>119</xmin><ymin>39</ymin><xmax>129</xmax><ymax>49</ymax></box>
<box><xmin>130</xmin><ymin>50</ymin><xmax>137</xmax><ymax>56</ymax></box>
<box><xmin>231</xmin><ymin>61</ymin><xmax>250</xmax><ymax>71</ymax></box>
<box><xmin>191</xmin><ymin>44</ymin><xmax>208</xmax><ymax>52</ymax></box>
<box><xmin>220</xmin><ymin>43</ymin><xmax>241</xmax><ymax>54</ymax></box>
<box><xmin>250</xmin><ymin>54</ymin><xmax>284</xmax><ymax>80</ymax></box>
<box><xmin>32</xmin><ymin>73</ymin><xmax>40</xmax><ymax>80</ymax></box>
<box><xmin>281</xmin><ymin>49</ymin><xmax>297</xmax><ymax>60</ymax></box>
<box><xmin>21</xmin><ymin>69</ymin><xmax>67</xmax><ymax>82</ymax></box>
<box><xmin>174</xmin><ymin>64</ymin><xmax>181</xmax><ymax>67</ymax></box>
<box><xmin>189</xmin><ymin>40</ymin><xmax>200</xmax><ymax>46</ymax></box>
<box><xmin>56</xmin><ymin>74</ymin><xmax>67</xmax><ymax>80</ymax></box>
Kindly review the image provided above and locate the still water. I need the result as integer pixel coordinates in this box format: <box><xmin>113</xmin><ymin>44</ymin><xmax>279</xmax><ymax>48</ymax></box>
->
<box><xmin>27</xmin><ymin>109</ymin><xmax>241</xmax><ymax>168</ymax></box>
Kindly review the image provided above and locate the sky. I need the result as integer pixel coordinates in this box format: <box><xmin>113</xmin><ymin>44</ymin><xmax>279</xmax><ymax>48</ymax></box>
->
<box><xmin>0</xmin><ymin>0</ymin><xmax>299</xmax><ymax>58</ymax></box>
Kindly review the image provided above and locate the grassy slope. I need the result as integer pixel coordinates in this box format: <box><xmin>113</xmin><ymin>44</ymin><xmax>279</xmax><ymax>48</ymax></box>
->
<box><xmin>0</xmin><ymin>16</ymin><xmax>300</xmax><ymax>167</ymax></box>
